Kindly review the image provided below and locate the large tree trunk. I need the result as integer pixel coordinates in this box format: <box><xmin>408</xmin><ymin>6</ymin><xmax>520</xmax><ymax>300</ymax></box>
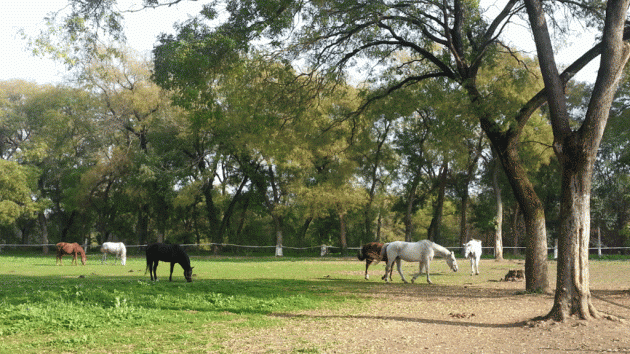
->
<box><xmin>550</xmin><ymin>160</ymin><xmax>599</xmax><ymax>320</ymax></box>
<box><xmin>525</xmin><ymin>0</ymin><xmax>630</xmax><ymax>320</ymax></box>
<box><xmin>492</xmin><ymin>138</ymin><xmax>549</xmax><ymax>292</ymax></box>
<box><xmin>471</xmin><ymin>88</ymin><xmax>549</xmax><ymax>292</ymax></box>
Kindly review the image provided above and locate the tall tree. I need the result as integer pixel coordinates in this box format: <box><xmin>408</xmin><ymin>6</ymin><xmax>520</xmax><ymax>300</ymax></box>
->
<box><xmin>203</xmin><ymin>0</ymin><xmax>558</xmax><ymax>291</ymax></box>
<box><xmin>524</xmin><ymin>0</ymin><xmax>630</xmax><ymax>320</ymax></box>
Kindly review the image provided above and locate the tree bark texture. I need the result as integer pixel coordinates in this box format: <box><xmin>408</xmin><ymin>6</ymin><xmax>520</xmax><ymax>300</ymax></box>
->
<box><xmin>492</xmin><ymin>157</ymin><xmax>504</xmax><ymax>261</ymax></box>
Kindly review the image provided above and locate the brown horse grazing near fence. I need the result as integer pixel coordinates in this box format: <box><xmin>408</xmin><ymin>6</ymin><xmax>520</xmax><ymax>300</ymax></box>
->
<box><xmin>357</xmin><ymin>242</ymin><xmax>393</xmax><ymax>281</ymax></box>
<box><xmin>56</xmin><ymin>242</ymin><xmax>87</xmax><ymax>266</ymax></box>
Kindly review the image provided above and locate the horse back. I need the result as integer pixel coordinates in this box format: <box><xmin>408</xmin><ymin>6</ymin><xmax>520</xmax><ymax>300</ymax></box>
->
<box><xmin>359</xmin><ymin>242</ymin><xmax>386</xmax><ymax>262</ymax></box>
<box><xmin>388</xmin><ymin>240</ymin><xmax>433</xmax><ymax>262</ymax></box>
<box><xmin>146</xmin><ymin>243</ymin><xmax>191</xmax><ymax>268</ymax></box>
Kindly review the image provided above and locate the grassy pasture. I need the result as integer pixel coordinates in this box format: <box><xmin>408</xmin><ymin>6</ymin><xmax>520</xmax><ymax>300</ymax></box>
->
<box><xmin>0</xmin><ymin>253</ymin><xmax>628</xmax><ymax>353</ymax></box>
<box><xmin>1</xmin><ymin>254</ymin><xmax>378</xmax><ymax>353</ymax></box>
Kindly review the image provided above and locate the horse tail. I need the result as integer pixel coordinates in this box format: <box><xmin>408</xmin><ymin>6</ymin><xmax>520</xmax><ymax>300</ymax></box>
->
<box><xmin>357</xmin><ymin>246</ymin><xmax>366</xmax><ymax>261</ymax></box>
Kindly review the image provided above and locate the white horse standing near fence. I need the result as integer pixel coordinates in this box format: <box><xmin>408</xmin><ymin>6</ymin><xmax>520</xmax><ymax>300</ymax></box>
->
<box><xmin>463</xmin><ymin>239</ymin><xmax>482</xmax><ymax>275</ymax></box>
<box><xmin>100</xmin><ymin>242</ymin><xmax>127</xmax><ymax>265</ymax></box>
<box><xmin>383</xmin><ymin>240</ymin><xmax>458</xmax><ymax>284</ymax></box>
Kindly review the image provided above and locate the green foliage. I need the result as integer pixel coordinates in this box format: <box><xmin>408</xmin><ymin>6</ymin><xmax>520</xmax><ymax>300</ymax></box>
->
<box><xmin>0</xmin><ymin>160</ymin><xmax>44</xmax><ymax>226</ymax></box>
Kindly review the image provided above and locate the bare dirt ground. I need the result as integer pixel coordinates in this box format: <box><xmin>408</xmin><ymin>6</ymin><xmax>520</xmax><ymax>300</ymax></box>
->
<box><xmin>225</xmin><ymin>259</ymin><xmax>630</xmax><ymax>354</ymax></box>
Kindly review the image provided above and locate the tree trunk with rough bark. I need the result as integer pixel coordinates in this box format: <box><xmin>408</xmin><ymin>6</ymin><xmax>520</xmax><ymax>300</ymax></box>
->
<box><xmin>525</xmin><ymin>0</ymin><xmax>630</xmax><ymax>320</ymax></box>
<box><xmin>491</xmin><ymin>157</ymin><xmax>504</xmax><ymax>261</ymax></box>
<box><xmin>550</xmin><ymin>157</ymin><xmax>599</xmax><ymax>320</ymax></box>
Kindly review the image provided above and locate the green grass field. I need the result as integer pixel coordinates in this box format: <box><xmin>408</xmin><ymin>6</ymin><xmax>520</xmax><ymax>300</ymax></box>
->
<box><xmin>1</xmin><ymin>253</ymin><xmax>628</xmax><ymax>353</ymax></box>
<box><xmin>0</xmin><ymin>254</ymin><xmax>380</xmax><ymax>353</ymax></box>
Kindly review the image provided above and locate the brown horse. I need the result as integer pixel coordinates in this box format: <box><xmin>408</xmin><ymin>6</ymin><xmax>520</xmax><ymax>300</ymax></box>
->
<box><xmin>357</xmin><ymin>242</ymin><xmax>393</xmax><ymax>281</ymax></box>
<box><xmin>56</xmin><ymin>242</ymin><xmax>87</xmax><ymax>266</ymax></box>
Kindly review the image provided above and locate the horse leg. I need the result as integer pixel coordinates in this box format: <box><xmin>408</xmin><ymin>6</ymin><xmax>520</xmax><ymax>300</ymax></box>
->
<box><xmin>365</xmin><ymin>260</ymin><xmax>370</xmax><ymax>280</ymax></box>
<box><xmin>169</xmin><ymin>262</ymin><xmax>175</xmax><ymax>281</ymax></box>
<box><xmin>102</xmin><ymin>252</ymin><xmax>106</xmax><ymax>265</ymax></box>
<box><xmin>474</xmin><ymin>256</ymin><xmax>480</xmax><ymax>275</ymax></box>
<box><xmin>72</xmin><ymin>252</ymin><xmax>77</xmax><ymax>266</ymax></box>
<box><xmin>383</xmin><ymin>259</ymin><xmax>393</xmax><ymax>282</ymax></box>
<box><xmin>411</xmin><ymin>261</ymin><xmax>422</xmax><ymax>283</ymax></box>
<box><xmin>151</xmin><ymin>261</ymin><xmax>158</xmax><ymax>281</ymax></box>
<box><xmin>396</xmin><ymin>258</ymin><xmax>408</xmax><ymax>283</ymax></box>
<box><xmin>470</xmin><ymin>257</ymin><xmax>474</xmax><ymax>276</ymax></box>
<box><xmin>425</xmin><ymin>258</ymin><xmax>432</xmax><ymax>284</ymax></box>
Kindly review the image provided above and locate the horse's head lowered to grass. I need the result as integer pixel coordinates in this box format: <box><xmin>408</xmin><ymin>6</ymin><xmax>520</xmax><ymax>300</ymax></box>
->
<box><xmin>446</xmin><ymin>251</ymin><xmax>458</xmax><ymax>273</ymax></box>
<box><xmin>145</xmin><ymin>243</ymin><xmax>194</xmax><ymax>282</ymax></box>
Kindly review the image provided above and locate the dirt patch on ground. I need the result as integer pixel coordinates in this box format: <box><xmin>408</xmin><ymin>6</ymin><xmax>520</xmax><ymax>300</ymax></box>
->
<box><xmin>224</xmin><ymin>260</ymin><xmax>630</xmax><ymax>353</ymax></box>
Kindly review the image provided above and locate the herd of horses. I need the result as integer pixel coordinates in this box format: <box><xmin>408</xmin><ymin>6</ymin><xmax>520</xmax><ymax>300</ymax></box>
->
<box><xmin>55</xmin><ymin>239</ymin><xmax>483</xmax><ymax>284</ymax></box>
<box><xmin>358</xmin><ymin>239</ymin><xmax>483</xmax><ymax>283</ymax></box>
<box><xmin>55</xmin><ymin>242</ymin><xmax>194</xmax><ymax>282</ymax></box>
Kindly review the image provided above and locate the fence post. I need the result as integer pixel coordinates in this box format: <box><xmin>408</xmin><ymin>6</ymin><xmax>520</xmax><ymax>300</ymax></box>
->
<box><xmin>554</xmin><ymin>239</ymin><xmax>558</xmax><ymax>260</ymax></box>
<box><xmin>320</xmin><ymin>244</ymin><xmax>328</xmax><ymax>257</ymax></box>
<box><xmin>598</xmin><ymin>227</ymin><xmax>602</xmax><ymax>258</ymax></box>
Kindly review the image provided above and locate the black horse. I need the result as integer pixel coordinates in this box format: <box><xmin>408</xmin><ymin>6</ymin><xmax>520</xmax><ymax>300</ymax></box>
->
<box><xmin>145</xmin><ymin>243</ymin><xmax>194</xmax><ymax>282</ymax></box>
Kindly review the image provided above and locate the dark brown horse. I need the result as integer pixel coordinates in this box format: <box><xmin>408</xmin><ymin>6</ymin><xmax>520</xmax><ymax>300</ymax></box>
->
<box><xmin>145</xmin><ymin>243</ymin><xmax>194</xmax><ymax>282</ymax></box>
<box><xmin>56</xmin><ymin>242</ymin><xmax>87</xmax><ymax>266</ymax></box>
<box><xmin>357</xmin><ymin>242</ymin><xmax>393</xmax><ymax>281</ymax></box>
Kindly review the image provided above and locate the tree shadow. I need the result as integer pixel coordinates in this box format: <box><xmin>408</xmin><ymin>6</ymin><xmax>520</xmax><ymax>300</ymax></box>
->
<box><xmin>592</xmin><ymin>289</ymin><xmax>630</xmax><ymax>311</ymax></box>
<box><xmin>269</xmin><ymin>312</ymin><xmax>529</xmax><ymax>329</ymax></box>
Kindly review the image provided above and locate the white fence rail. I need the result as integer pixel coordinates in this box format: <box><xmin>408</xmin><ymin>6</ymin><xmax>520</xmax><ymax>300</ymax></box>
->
<box><xmin>1</xmin><ymin>243</ymin><xmax>630</xmax><ymax>258</ymax></box>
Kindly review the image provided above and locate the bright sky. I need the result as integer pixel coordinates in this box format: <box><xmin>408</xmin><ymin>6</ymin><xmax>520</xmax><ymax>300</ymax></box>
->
<box><xmin>1</xmin><ymin>0</ymin><xmax>598</xmax><ymax>85</ymax></box>
<box><xmin>1</xmin><ymin>0</ymin><xmax>204</xmax><ymax>84</ymax></box>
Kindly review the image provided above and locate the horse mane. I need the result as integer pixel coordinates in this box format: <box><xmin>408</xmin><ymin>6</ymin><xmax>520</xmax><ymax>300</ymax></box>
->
<box><xmin>429</xmin><ymin>241</ymin><xmax>452</xmax><ymax>258</ymax></box>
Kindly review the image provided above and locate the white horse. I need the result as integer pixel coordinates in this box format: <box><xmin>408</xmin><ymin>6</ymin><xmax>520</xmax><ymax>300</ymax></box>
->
<box><xmin>100</xmin><ymin>242</ymin><xmax>127</xmax><ymax>265</ymax></box>
<box><xmin>463</xmin><ymin>239</ymin><xmax>482</xmax><ymax>275</ymax></box>
<box><xmin>383</xmin><ymin>240</ymin><xmax>458</xmax><ymax>284</ymax></box>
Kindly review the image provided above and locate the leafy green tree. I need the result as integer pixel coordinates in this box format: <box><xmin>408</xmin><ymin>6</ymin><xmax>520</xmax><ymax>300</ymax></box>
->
<box><xmin>0</xmin><ymin>160</ymin><xmax>43</xmax><ymax>227</ymax></box>
<box><xmin>0</xmin><ymin>80</ymin><xmax>43</xmax><ymax>160</ymax></box>
<box><xmin>192</xmin><ymin>0</ymin><xmax>558</xmax><ymax>292</ymax></box>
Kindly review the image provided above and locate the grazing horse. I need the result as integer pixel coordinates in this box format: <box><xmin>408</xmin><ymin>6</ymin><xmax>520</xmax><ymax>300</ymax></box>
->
<box><xmin>145</xmin><ymin>243</ymin><xmax>194</xmax><ymax>282</ymax></box>
<box><xmin>56</xmin><ymin>242</ymin><xmax>87</xmax><ymax>266</ymax></box>
<box><xmin>463</xmin><ymin>239</ymin><xmax>482</xmax><ymax>275</ymax></box>
<box><xmin>357</xmin><ymin>242</ymin><xmax>393</xmax><ymax>281</ymax></box>
<box><xmin>100</xmin><ymin>242</ymin><xmax>127</xmax><ymax>265</ymax></box>
<box><xmin>384</xmin><ymin>240</ymin><xmax>458</xmax><ymax>284</ymax></box>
